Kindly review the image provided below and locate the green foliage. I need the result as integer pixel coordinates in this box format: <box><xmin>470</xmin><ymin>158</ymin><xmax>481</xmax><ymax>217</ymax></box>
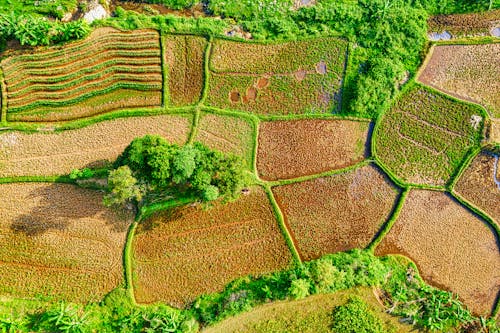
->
<box><xmin>331</xmin><ymin>296</ymin><xmax>390</xmax><ymax>333</ymax></box>
<box><xmin>144</xmin><ymin>0</ymin><xmax>194</xmax><ymax>10</ymax></box>
<box><xmin>69</xmin><ymin>168</ymin><xmax>94</xmax><ymax>180</ymax></box>
<box><xmin>288</xmin><ymin>279</ymin><xmax>311</xmax><ymax>300</ymax></box>
<box><xmin>103</xmin><ymin>165</ymin><xmax>143</xmax><ymax>207</ymax></box>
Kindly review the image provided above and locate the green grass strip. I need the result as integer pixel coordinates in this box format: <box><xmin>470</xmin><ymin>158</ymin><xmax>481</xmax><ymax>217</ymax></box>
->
<box><xmin>0</xmin><ymin>68</ymin><xmax>7</xmax><ymax>124</ymax></box>
<box><xmin>366</xmin><ymin>188</ymin><xmax>409</xmax><ymax>252</ymax></box>
<box><xmin>187</xmin><ymin>108</ymin><xmax>201</xmax><ymax>144</ymax></box>
<box><xmin>198</xmin><ymin>36</ymin><xmax>213</xmax><ymax>106</ymax></box>
<box><xmin>263</xmin><ymin>185</ymin><xmax>302</xmax><ymax>264</ymax></box>
<box><xmin>0</xmin><ymin>175</ymin><xmax>73</xmax><ymax>184</ymax></box>
<box><xmin>159</xmin><ymin>27</ymin><xmax>170</xmax><ymax>107</ymax></box>
<box><xmin>123</xmin><ymin>219</ymin><xmax>139</xmax><ymax>305</ymax></box>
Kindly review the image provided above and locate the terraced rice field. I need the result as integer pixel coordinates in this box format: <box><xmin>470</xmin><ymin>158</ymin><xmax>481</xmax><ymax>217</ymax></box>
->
<box><xmin>257</xmin><ymin>119</ymin><xmax>370</xmax><ymax>180</ymax></box>
<box><xmin>164</xmin><ymin>35</ymin><xmax>207</xmax><ymax>106</ymax></box>
<box><xmin>273</xmin><ymin>165</ymin><xmax>399</xmax><ymax>261</ymax></box>
<box><xmin>1</xmin><ymin>28</ymin><xmax>162</xmax><ymax>121</ymax></box>
<box><xmin>376</xmin><ymin>190</ymin><xmax>500</xmax><ymax>316</ymax></box>
<box><xmin>375</xmin><ymin>85</ymin><xmax>483</xmax><ymax>186</ymax></box>
<box><xmin>206</xmin><ymin>38</ymin><xmax>347</xmax><ymax>115</ymax></box>
<box><xmin>194</xmin><ymin>112</ymin><xmax>255</xmax><ymax>168</ymax></box>
<box><xmin>0</xmin><ymin>115</ymin><xmax>192</xmax><ymax>177</ymax></box>
<box><xmin>132</xmin><ymin>186</ymin><xmax>293</xmax><ymax>306</ymax></box>
<box><xmin>0</xmin><ymin>183</ymin><xmax>133</xmax><ymax>303</ymax></box>
<box><xmin>428</xmin><ymin>10</ymin><xmax>500</xmax><ymax>38</ymax></box>
<box><xmin>418</xmin><ymin>43</ymin><xmax>500</xmax><ymax>117</ymax></box>
<box><xmin>455</xmin><ymin>152</ymin><xmax>500</xmax><ymax>224</ymax></box>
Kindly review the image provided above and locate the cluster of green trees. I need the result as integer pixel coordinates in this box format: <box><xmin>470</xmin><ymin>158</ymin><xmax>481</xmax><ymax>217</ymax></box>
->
<box><xmin>104</xmin><ymin>135</ymin><xmax>247</xmax><ymax>207</ymax></box>
<box><xmin>331</xmin><ymin>296</ymin><xmax>393</xmax><ymax>333</ymax></box>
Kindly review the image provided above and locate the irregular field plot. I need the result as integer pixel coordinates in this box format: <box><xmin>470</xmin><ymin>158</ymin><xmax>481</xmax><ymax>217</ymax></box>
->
<box><xmin>257</xmin><ymin>119</ymin><xmax>370</xmax><ymax>180</ymax></box>
<box><xmin>0</xmin><ymin>115</ymin><xmax>191</xmax><ymax>177</ymax></box>
<box><xmin>418</xmin><ymin>43</ymin><xmax>500</xmax><ymax>117</ymax></box>
<box><xmin>164</xmin><ymin>34</ymin><xmax>207</xmax><ymax>106</ymax></box>
<box><xmin>273</xmin><ymin>165</ymin><xmax>399</xmax><ymax>261</ymax></box>
<box><xmin>428</xmin><ymin>10</ymin><xmax>500</xmax><ymax>38</ymax></box>
<box><xmin>376</xmin><ymin>190</ymin><xmax>500</xmax><ymax>316</ymax></box>
<box><xmin>1</xmin><ymin>28</ymin><xmax>162</xmax><ymax>121</ymax></box>
<box><xmin>132</xmin><ymin>186</ymin><xmax>293</xmax><ymax>306</ymax></box>
<box><xmin>455</xmin><ymin>152</ymin><xmax>500</xmax><ymax>223</ymax></box>
<box><xmin>375</xmin><ymin>86</ymin><xmax>483</xmax><ymax>186</ymax></box>
<box><xmin>0</xmin><ymin>183</ymin><xmax>133</xmax><ymax>303</ymax></box>
<box><xmin>195</xmin><ymin>112</ymin><xmax>254</xmax><ymax>168</ymax></box>
<box><xmin>206</xmin><ymin>38</ymin><xmax>347</xmax><ymax>115</ymax></box>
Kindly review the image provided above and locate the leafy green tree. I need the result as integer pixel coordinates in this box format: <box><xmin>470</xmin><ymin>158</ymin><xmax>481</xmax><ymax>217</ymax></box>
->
<box><xmin>288</xmin><ymin>279</ymin><xmax>311</xmax><ymax>300</ymax></box>
<box><xmin>103</xmin><ymin>165</ymin><xmax>143</xmax><ymax>207</ymax></box>
<box><xmin>331</xmin><ymin>296</ymin><xmax>392</xmax><ymax>333</ymax></box>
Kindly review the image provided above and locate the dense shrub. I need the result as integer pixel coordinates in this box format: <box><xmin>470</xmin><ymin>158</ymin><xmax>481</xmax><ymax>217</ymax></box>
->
<box><xmin>331</xmin><ymin>296</ymin><xmax>391</xmax><ymax>333</ymax></box>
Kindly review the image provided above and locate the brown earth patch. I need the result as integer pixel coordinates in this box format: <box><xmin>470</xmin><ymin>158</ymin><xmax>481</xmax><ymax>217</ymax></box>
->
<box><xmin>273</xmin><ymin>165</ymin><xmax>399</xmax><ymax>261</ymax></box>
<box><xmin>0</xmin><ymin>183</ymin><xmax>133</xmax><ymax>303</ymax></box>
<box><xmin>132</xmin><ymin>186</ymin><xmax>293</xmax><ymax>307</ymax></box>
<box><xmin>428</xmin><ymin>10</ymin><xmax>500</xmax><ymax>37</ymax></box>
<box><xmin>256</xmin><ymin>77</ymin><xmax>270</xmax><ymax>89</ymax></box>
<box><xmin>294</xmin><ymin>69</ymin><xmax>307</xmax><ymax>81</ymax></box>
<box><xmin>375</xmin><ymin>190</ymin><xmax>500</xmax><ymax>316</ymax></box>
<box><xmin>246</xmin><ymin>86</ymin><xmax>258</xmax><ymax>102</ymax></box>
<box><xmin>490</xmin><ymin>119</ymin><xmax>500</xmax><ymax>143</ymax></box>
<box><xmin>257</xmin><ymin>119</ymin><xmax>371</xmax><ymax>180</ymax></box>
<box><xmin>229</xmin><ymin>90</ymin><xmax>241</xmax><ymax>103</ymax></box>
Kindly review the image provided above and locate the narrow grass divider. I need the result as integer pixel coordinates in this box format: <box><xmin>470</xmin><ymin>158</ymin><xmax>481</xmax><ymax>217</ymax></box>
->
<box><xmin>0</xmin><ymin>68</ymin><xmax>7</xmax><ymax>124</ymax></box>
<box><xmin>159</xmin><ymin>27</ymin><xmax>169</xmax><ymax>107</ymax></box>
<box><xmin>198</xmin><ymin>37</ymin><xmax>213</xmax><ymax>106</ymax></box>
<box><xmin>0</xmin><ymin>175</ymin><xmax>73</xmax><ymax>184</ymax></box>
<box><xmin>187</xmin><ymin>108</ymin><xmax>201</xmax><ymax>144</ymax></box>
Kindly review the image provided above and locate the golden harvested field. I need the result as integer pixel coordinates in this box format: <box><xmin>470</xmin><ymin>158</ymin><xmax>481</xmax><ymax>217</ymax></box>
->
<box><xmin>257</xmin><ymin>119</ymin><xmax>370</xmax><ymax>180</ymax></box>
<box><xmin>490</xmin><ymin>119</ymin><xmax>500</xmax><ymax>143</ymax></box>
<box><xmin>132</xmin><ymin>186</ymin><xmax>293</xmax><ymax>306</ymax></box>
<box><xmin>164</xmin><ymin>35</ymin><xmax>207</xmax><ymax>106</ymax></box>
<box><xmin>428</xmin><ymin>10</ymin><xmax>500</xmax><ymax>37</ymax></box>
<box><xmin>455</xmin><ymin>152</ymin><xmax>500</xmax><ymax>224</ymax></box>
<box><xmin>194</xmin><ymin>112</ymin><xmax>255</xmax><ymax>168</ymax></box>
<box><xmin>1</xmin><ymin>28</ymin><xmax>162</xmax><ymax>121</ymax></box>
<box><xmin>418</xmin><ymin>44</ymin><xmax>500</xmax><ymax>117</ymax></box>
<box><xmin>273</xmin><ymin>165</ymin><xmax>399</xmax><ymax>261</ymax></box>
<box><xmin>0</xmin><ymin>115</ymin><xmax>192</xmax><ymax>177</ymax></box>
<box><xmin>376</xmin><ymin>190</ymin><xmax>500</xmax><ymax>316</ymax></box>
<box><xmin>0</xmin><ymin>183</ymin><xmax>133</xmax><ymax>303</ymax></box>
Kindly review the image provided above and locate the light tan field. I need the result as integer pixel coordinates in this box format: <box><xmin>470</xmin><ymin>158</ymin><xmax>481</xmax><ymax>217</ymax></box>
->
<box><xmin>376</xmin><ymin>190</ymin><xmax>500</xmax><ymax>316</ymax></box>
<box><xmin>0</xmin><ymin>183</ymin><xmax>133</xmax><ymax>303</ymax></box>
<box><xmin>0</xmin><ymin>115</ymin><xmax>192</xmax><ymax>177</ymax></box>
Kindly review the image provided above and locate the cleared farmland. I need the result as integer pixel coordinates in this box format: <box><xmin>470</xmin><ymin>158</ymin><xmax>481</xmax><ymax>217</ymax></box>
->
<box><xmin>0</xmin><ymin>115</ymin><xmax>192</xmax><ymax>177</ymax></box>
<box><xmin>1</xmin><ymin>28</ymin><xmax>162</xmax><ymax>121</ymax></box>
<box><xmin>428</xmin><ymin>10</ymin><xmax>500</xmax><ymax>38</ymax></box>
<box><xmin>206</xmin><ymin>38</ymin><xmax>347</xmax><ymax>115</ymax></box>
<box><xmin>375</xmin><ymin>190</ymin><xmax>500</xmax><ymax>316</ymax></box>
<box><xmin>194</xmin><ymin>112</ymin><xmax>255</xmax><ymax>168</ymax></box>
<box><xmin>273</xmin><ymin>165</ymin><xmax>399</xmax><ymax>261</ymax></box>
<box><xmin>132</xmin><ymin>186</ymin><xmax>293</xmax><ymax>306</ymax></box>
<box><xmin>257</xmin><ymin>119</ymin><xmax>370</xmax><ymax>180</ymax></box>
<box><xmin>0</xmin><ymin>183</ymin><xmax>133</xmax><ymax>303</ymax></box>
<box><xmin>164</xmin><ymin>34</ymin><xmax>207</xmax><ymax>106</ymax></box>
<box><xmin>375</xmin><ymin>85</ymin><xmax>483</xmax><ymax>186</ymax></box>
<box><xmin>418</xmin><ymin>43</ymin><xmax>500</xmax><ymax>117</ymax></box>
<box><xmin>455</xmin><ymin>152</ymin><xmax>500</xmax><ymax>224</ymax></box>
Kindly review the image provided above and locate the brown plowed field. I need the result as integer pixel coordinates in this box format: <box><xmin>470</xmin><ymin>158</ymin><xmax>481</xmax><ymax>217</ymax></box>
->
<box><xmin>0</xmin><ymin>183</ymin><xmax>133</xmax><ymax>303</ymax></box>
<box><xmin>164</xmin><ymin>35</ymin><xmax>207</xmax><ymax>106</ymax></box>
<box><xmin>0</xmin><ymin>115</ymin><xmax>191</xmax><ymax>177</ymax></box>
<box><xmin>257</xmin><ymin>119</ymin><xmax>370</xmax><ymax>180</ymax></box>
<box><xmin>428</xmin><ymin>10</ymin><xmax>500</xmax><ymax>37</ymax></box>
<box><xmin>132</xmin><ymin>186</ymin><xmax>293</xmax><ymax>307</ymax></box>
<box><xmin>418</xmin><ymin>44</ymin><xmax>500</xmax><ymax>117</ymax></box>
<box><xmin>195</xmin><ymin>112</ymin><xmax>255</xmax><ymax>168</ymax></box>
<box><xmin>375</xmin><ymin>190</ymin><xmax>500</xmax><ymax>316</ymax></box>
<box><xmin>455</xmin><ymin>152</ymin><xmax>500</xmax><ymax>224</ymax></box>
<box><xmin>273</xmin><ymin>165</ymin><xmax>399</xmax><ymax>261</ymax></box>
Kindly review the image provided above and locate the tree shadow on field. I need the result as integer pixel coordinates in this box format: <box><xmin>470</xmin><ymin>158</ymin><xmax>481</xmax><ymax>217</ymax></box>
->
<box><xmin>10</xmin><ymin>183</ymin><xmax>130</xmax><ymax>236</ymax></box>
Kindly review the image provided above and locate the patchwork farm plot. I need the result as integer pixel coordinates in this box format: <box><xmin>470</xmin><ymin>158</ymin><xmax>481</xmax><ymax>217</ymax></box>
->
<box><xmin>0</xmin><ymin>183</ymin><xmax>133</xmax><ymax>303</ymax></box>
<box><xmin>272</xmin><ymin>164</ymin><xmax>399</xmax><ymax>261</ymax></box>
<box><xmin>375</xmin><ymin>190</ymin><xmax>500</xmax><ymax>316</ymax></box>
<box><xmin>418</xmin><ymin>43</ymin><xmax>500</xmax><ymax>117</ymax></box>
<box><xmin>206</xmin><ymin>38</ymin><xmax>348</xmax><ymax>115</ymax></box>
<box><xmin>374</xmin><ymin>85</ymin><xmax>483</xmax><ymax>186</ymax></box>
<box><xmin>132</xmin><ymin>186</ymin><xmax>293</xmax><ymax>306</ymax></box>
<box><xmin>0</xmin><ymin>114</ymin><xmax>192</xmax><ymax>177</ymax></box>
<box><xmin>427</xmin><ymin>10</ymin><xmax>500</xmax><ymax>37</ymax></box>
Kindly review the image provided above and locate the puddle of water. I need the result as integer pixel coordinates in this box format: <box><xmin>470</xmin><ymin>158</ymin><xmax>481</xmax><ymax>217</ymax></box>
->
<box><xmin>491</xmin><ymin>27</ymin><xmax>500</xmax><ymax>37</ymax></box>
<box><xmin>493</xmin><ymin>155</ymin><xmax>500</xmax><ymax>190</ymax></box>
<box><xmin>428</xmin><ymin>31</ymin><xmax>452</xmax><ymax>41</ymax></box>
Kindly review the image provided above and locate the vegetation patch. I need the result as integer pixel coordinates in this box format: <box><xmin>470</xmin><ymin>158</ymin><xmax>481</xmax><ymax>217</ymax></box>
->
<box><xmin>1</xmin><ymin>28</ymin><xmax>162</xmax><ymax>121</ymax></box>
<box><xmin>257</xmin><ymin>119</ymin><xmax>370</xmax><ymax>180</ymax></box>
<box><xmin>132</xmin><ymin>186</ymin><xmax>293</xmax><ymax>306</ymax></box>
<box><xmin>455</xmin><ymin>152</ymin><xmax>500</xmax><ymax>224</ymax></box>
<box><xmin>375</xmin><ymin>190</ymin><xmax>500</xmax><ymax>316</ymax></box>
<box><xmin>206</xmin><ymin>38</ymin><xmax>347</xmax><ymax>115</ymax></box>
<box><xmin>374</xmin><ymin>85</ymin><xmax>483</xmax><ymax>186</ymax></box>
<box><xmin>0</xmin><ymin>115</ymin><xmax>191</xmax><ymax>177</ymax></box>
<box><xmin>195</xmin><ymin>112</ymin><xmax>255</xmax><ymax>169</ymax></box>
<box><xmin>0</xmin><ymin>183</ymin><xmax>133</xmax><ymax>303</ymax></box>
<box><xmin>273</xmin><ymin>165</ymin><xmax>399</xmax><ymax>261</ymax></box>
<box><xmin>164</xmin><ymin>34</ymin><xmax>207</xmax><ymax>106</ymax></box>
<box><xmin>418</xmin><ymin>43</ymin><xmax>500</xmax><ymax>117</ymax></box>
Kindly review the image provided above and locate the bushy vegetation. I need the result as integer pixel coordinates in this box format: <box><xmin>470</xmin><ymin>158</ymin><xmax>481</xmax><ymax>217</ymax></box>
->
<box><xmin>144</xmin><ymin>0</ymin><xmax>194</xmax><ymax>10</ymax></box>
<box><xmin>331</xmin><ymin>296</ymin><xmax>391</xmax><ymax>333</ymax></box>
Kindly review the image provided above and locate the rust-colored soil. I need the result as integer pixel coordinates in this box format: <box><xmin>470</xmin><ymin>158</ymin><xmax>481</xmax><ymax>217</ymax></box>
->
<box><xmin>0</xmin><ymin>183</ymin><xmax>133</xmax><ymax>303</ymax></box>
<box><xmin>455</xmin><ymin>152</ymin><xmax>500</xmax><ymax>225</ymax></box>
<box><xmin>257</xmin><ymin>119</ymin><xmax>371</xmax><ymax>180</ymax></box>
<box><xmin>229</xmin><ymin>90</ymin><xmax>241</xmax><ymax>103</ymax></box>
<box><xmin>0</xmin><ymin>115</ymin><xmax>191</xmax><ymax>177</ymax></box>
<box><xmin>132</xmin><ymin>186</ymin><xmax>293</xmax><ymax>307</ymax></box>
<box><xmin>375</xmin><ymin>190</ymin><xmax>500</xmax><ymax>316</ymax></box>
<box><xmin>273</xmin><ymin>165</ymin><xmax>399</xmax><ymax>261</ymax></box>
